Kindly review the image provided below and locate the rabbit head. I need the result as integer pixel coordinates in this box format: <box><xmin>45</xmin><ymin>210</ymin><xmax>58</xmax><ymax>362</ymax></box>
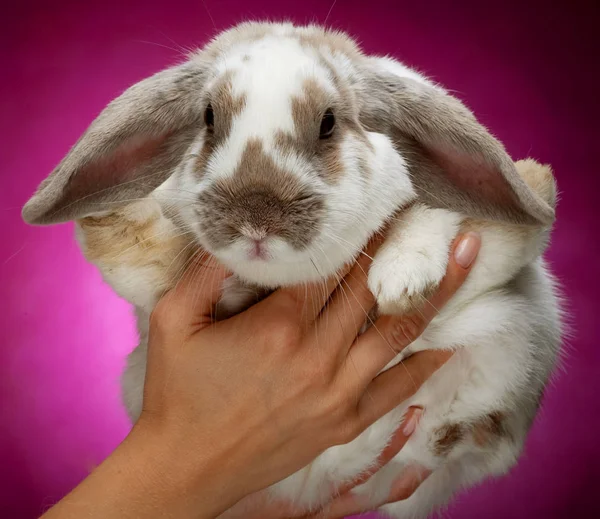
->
<box><xmin>23</xmin><ymin>22</ymin><xmax>554</xmax><ymax>287</ymax></box>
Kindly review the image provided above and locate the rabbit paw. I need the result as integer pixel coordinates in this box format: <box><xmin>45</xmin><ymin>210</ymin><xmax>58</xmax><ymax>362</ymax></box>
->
<box><xmin>368</xmin><ymin>247</ymin><xmax>447</xmax><ymax>315</ymax></box>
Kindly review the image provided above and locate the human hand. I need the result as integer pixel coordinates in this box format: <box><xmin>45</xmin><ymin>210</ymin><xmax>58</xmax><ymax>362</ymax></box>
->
<box><xmin>133</xmin><ymin>232</ymin><xmax>480</xmax><ymax>518</ymax></box>
<box><xmin>222</xmin><ymin>234</ymin><xmax>481</xmax><ymax>519</ymax></box>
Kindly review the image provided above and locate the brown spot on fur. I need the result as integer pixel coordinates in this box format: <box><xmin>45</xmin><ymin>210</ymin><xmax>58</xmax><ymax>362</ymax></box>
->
<box><xmin>194</xmin><ymin>137</ymin><xmax>215</xmax><ymax>178</ymax></box>
<box><xmin>472</xmin><ymin>411</ymin><xmax>510</xmax><ymax>447</ymax></box>
<box><xmin>433</xmin><ymin>423</ymin><xmax>464</xmax><ymax>456</ymax></box>
<box><xmin>210</xmin><ymin>72</ymin><xmax>247</xmax><ymax>141</ymax></box>
<box><xmin>194</xmin><ymin>73</ymin><xmax>246</xmax><ymax>178</ymax></box>
<box><xmin>321</xmin><ymin>140</ymin><xmax>345</xmax><ymax>181</ymax></box>
<box><xmin>434</xmin><ymin>413</ymin><xmax>511</xmax><ymax>456</ymax></box>
<box><xmin>273</xmin><ymin>130</ymin><xmax>303</xmax><ymax>156</ymax></box>
<box><xmin>291</xmin><ymin>78</ymin><xmax>332</xmax><ymax>143</ymax></box>
<box><xmin>292</xmin><ymin>78</ymin><xmax>367</xmax><ymax>143</ymax></box>
<box><xmin>196</xmin><ymin>139</ymin><xmax>325</xmax><ymax>250</ymax></box>
<box><xmin>285</xmin><ymin>78</ymin><xmax>371</xmax><ymax>183</ymax></box>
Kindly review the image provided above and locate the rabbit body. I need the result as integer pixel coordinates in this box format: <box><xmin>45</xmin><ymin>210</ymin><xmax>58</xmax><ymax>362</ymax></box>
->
<box><xmin>75</xmin><ymin>161</ymin><xmax>561</xmax><ymax>519</ymax></box>
<box><xmin>25</xmin><ymin>22</ymin><xmax>562</xmax><ymax>518</ymax></box>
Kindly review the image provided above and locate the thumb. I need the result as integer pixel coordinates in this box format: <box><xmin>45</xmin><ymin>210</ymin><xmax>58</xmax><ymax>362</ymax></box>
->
<box><xmin>154</xmin><ymin>251</ymin><xmax>231</xmax><ymax>330</ymax></box>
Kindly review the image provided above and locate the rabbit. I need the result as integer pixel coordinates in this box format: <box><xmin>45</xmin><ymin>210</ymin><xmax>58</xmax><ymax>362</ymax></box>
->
<box><xmin>22</xmin><ymin>21</ymin><xmax>563</xmax><ymax>519</ymax></box>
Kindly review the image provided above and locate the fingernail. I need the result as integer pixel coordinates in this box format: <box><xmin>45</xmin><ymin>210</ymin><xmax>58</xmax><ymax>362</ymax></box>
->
<box><xmin>454</xmin><ymin>232</ymin><xmax>481</xmax><ymax>268</ymax></box>
<box><xmin>402</xmin><ymin>407</ymin><xmax>423</xmax><ymax>436</ymax></box>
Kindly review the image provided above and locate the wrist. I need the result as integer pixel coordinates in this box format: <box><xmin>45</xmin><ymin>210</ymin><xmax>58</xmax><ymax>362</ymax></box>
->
<box><xmin>125</xmin><ymin>416</ymin><xmax>250</xmax><ymax>518</ymax></box>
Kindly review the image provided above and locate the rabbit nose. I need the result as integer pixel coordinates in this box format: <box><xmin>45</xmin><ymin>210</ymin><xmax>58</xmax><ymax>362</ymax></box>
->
<box><xmin>239</xmin><ymin>227</ymin><xmax>270</xmax><ymax>260</ymax></box>
<box><xmin>240</xmin><ymin>227</ymin><xmax>268</xmax><ymax>241</ymax></box>
<box><xmin>235</xmin><ymin>190</ymin><xmax>286</xmax><ymax>234</ymax></box>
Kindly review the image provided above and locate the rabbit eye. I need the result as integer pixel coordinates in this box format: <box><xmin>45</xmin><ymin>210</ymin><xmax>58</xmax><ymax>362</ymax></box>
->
<box><xmin>205</xmin><ymin>103</ymin><xmax>214</xmax><ymax>130</ymax></box>
<box><xmin>319</xmin><ymin>108</ymin><xmax>335</xmax><ymax>139</ymax></box>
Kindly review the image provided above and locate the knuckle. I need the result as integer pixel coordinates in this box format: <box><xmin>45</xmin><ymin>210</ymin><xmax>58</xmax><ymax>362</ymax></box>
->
<box><xmin>331</xmin><ymin>418</ymin><xmax>362</xmax><ymax>445</ymax></box>
<box><xmin>313</xmin><ymin>387</ymin><xmax>350</xmax><ymax>426</ymax></box>
<box><xmin>268</xmin><ymin>317</ymin><xmax>302</xmax><ymax>348</ymax></box>
<box><xmin>276</xmin><ymin>289</ymin><xmax>304</xmax><ymax>313</ymax></box>
<box><xmin>322</xmin><ymin>392</ymin><xmax>362</xmax><ymax>444</ymax></box>
<box><xmin>149</xmin><ymin>298</ymin><xmax>179</xmax><ymax>333</ymax></box>
<box><xmin>388</xmin><ymin>314</ymin><xmax>426</xmax><ymax>349</ymax></box>
<box><xmin>327</xmin><ymin>391</ymin><xmax>349</xmax><ymax>416</ymax></box>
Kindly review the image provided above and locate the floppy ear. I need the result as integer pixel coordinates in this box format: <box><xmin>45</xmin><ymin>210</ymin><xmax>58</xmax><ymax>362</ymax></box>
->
<box><xmin>357</xmin><ymin>58</ymin><xmax>554</xmax><ymax>226</ymax></box>
<box><xmin>22</xmin><ymin>62</ymin><xmax>207</xmax><ymax>225</ymax></box>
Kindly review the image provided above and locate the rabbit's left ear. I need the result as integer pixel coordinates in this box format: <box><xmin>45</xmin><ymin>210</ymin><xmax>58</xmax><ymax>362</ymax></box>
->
<box><xmin>356</xmin><ymin>58</ymin><xmax>554</xmax><ymax>226</ymax></box>
<box><xmin>22</xmin><ymin>61</ymin><xmax>208</xmax><ymax>225</ymax></box>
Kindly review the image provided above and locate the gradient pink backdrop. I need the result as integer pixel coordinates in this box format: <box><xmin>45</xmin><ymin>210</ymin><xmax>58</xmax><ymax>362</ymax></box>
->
<box><xmin>2</xmin><ymin>1</ymin><xmax>599</xmax><ymax>517</ymax></box>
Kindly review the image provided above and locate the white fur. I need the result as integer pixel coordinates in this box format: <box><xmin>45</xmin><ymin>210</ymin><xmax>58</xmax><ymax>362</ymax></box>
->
<box><xmin>372</xmin><ymin>56</ymin><xmax>433</xmax><ymax>87</ymax></box>
<box><xmin>209</xmin><ymin>36</ymin><xmax>333</xmax><ymax>181</ymax></box>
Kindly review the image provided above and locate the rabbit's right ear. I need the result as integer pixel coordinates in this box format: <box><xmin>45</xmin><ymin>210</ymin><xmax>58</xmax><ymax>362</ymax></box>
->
<box><xmin>356</xmin><ymin>58</ymin><xmax>554</xmax><ymax>226</ymax></box>
<box><xmin>22</xmin><ymin>62</ymin><xmax>208</xmax><ymax>225</ymax></box>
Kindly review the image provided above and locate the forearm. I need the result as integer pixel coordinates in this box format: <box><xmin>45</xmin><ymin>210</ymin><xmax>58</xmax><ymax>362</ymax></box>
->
<box><xmin>40</xmin><ymin>424</ymin><xmax>244</xmax><ymax>519</ymax></box>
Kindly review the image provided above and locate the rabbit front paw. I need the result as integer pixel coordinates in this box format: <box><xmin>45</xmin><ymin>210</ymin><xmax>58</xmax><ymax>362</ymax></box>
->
<box><xmin>368</xmin><ymin>247</ymin><xmax>447</xmax><ymax>315</ymax></box>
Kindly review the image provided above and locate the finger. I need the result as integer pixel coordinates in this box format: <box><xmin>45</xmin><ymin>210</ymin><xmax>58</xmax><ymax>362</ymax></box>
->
<box><xmin>153</xmin><ymin>251</ymin><xmax>231</xmax><ymax>328</ymax></box>
<box><xmin>423</xmin><ymin>231</ymin><xmax>481</xmax><ymax>319</ymax></box>
<box><xmin>264</xmin><ymin>265</ymin><xmax>352</xmax><ymax>329</ymax></box>
<box><xmin>265</xmin><ymin>229</ymin><xmax>386</xmax><ymax>328</ymax></box>
<box><xmin>386</xmin><ymin>464</ymin><xmax>432</xmax><ymax>503</ymax></box>
<box><xmin>313</xmin><ymin>234</ymin><xmax>385</xmax><ymax>352</ymax></box>
<box><xmin>304</xmin><ymin>462</ymin><xmax>432</xmax><ymax>519</ymax></box>
<box><xmin>342</xmin><ymin>232</ymin><xmax>480</xmax><ymax>386</ymax></box>
<box><xmin>304</xmin><ymin>491</ymin><xmax>367</xmax><ymax>519</ymax></box>
<box><xmin>356</xmin><ymin>350</ymin><xmax>453</xmax><ymax>430</ymax></box>
<box><xmin>311</xmin><ymin>464</ymin><xmax>432</xmax><ymax>519</ymax></box>
<box><xmin>334</xmin><ymin>407</ymin><xmax>423</xmax><ymax>496</ymax></box>
<box><xmin>301</xmin><ymin>408</ymin><xmax>423</xmax><ymax>519</ymax></box>
<box><xmin>303</xmin><ymin>407</ymin><xmax>423</xmax><ymax>519</ymax></box>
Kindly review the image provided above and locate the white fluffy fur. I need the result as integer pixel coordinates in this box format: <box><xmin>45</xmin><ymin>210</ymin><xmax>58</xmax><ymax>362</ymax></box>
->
<box><xmin>71</xmin><ymin>25</ymin><xmax>562</xmax><ymax>519</ymax></box>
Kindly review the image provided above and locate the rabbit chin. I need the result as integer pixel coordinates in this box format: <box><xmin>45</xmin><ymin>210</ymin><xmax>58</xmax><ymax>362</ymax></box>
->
<box><xmin>207</xmin><ymin>236</ymin><xmax>364</xmax><ymax>289</ymax></box>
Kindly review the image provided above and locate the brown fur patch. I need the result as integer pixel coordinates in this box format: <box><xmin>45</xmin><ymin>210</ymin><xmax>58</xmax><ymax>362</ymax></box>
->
<box><xmin>291</xmin><ymin>78</ymin><xmax>333</xmax><ymax>143</ymax></box>
<box><xmin>194</xmin><ymin>138</ymin><xmax>215</xmax><ymax>178</ymax></box>
<box><xmin>472</xmin><ymin>411</ymin><xmax>510</xmax><ymax>447</ymax></box>
<box><xmin>284</xmin><ymin>78</ymin><xmax>371</xmax><ymax>183</ymax></box>
<box><xmin>78</xmin><ymin>202</ymin><xmax>194</xmax><ymax>287</ymax></box>
<box><xmin>196</xmin><ymin>139</ymin><xmax>325</xmax><ymax>250</ymax></box>
<box><xmin>434</xmin><ymin>412</ymin><xmax>511</xmax><ymax>456</ymax></box>
<box><xmin>433</xmin><ymin>423</ymin><xmax>465</xmax><ymax>456</ymax></box>
<box><xmin>194</xmin><ymin>73</ymin><xmax>246</xmax><ymax>178</ymax></box>
<box><xmin>321</xmin><ymin>139</ymin><xmax>346</xmax><ymax>181</ymax></box>
<box><xmin>209</xmin><ymin>72</ymin><xmax>247</xmax><ymax>141</ymax></box>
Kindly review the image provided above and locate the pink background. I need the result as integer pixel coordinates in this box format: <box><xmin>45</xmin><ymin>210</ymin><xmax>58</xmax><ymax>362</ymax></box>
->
<box><xmin>2</xmin><ymin>0</ymin><xmax>599</xmax><ymax>517</ymax></box>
